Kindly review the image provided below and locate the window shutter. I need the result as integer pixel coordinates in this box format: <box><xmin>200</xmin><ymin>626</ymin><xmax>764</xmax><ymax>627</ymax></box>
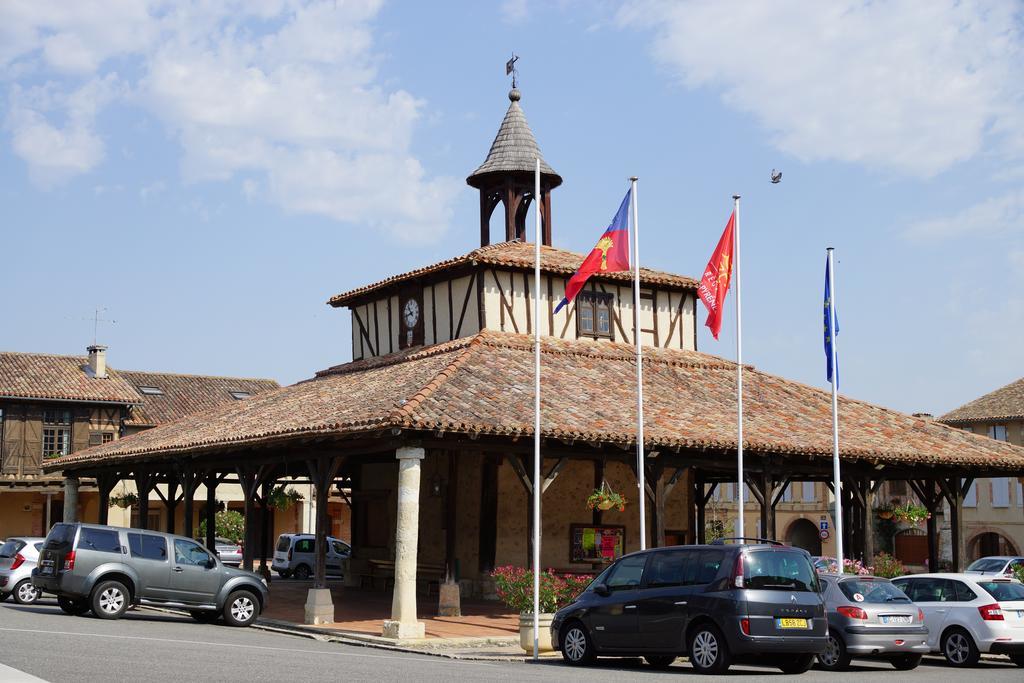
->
<box><xmin>72</xmin><ymin>407</ymin><xmax>91</xmax><ymax>453</ymax></box>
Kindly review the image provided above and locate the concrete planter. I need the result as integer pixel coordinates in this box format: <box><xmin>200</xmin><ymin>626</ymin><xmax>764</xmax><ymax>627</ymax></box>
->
<box><xmin>518</xmin><ymin>613</ymin><xmax>555</xmax><ymax>653</ymax></box>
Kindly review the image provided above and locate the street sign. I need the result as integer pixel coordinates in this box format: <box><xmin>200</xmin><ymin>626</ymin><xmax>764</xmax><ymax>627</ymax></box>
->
<box><xmin>819</xmin><ymin>529</ymin><xmax>830</xmax><ymax>540</ymax></box>
<box><xmin>820</xmin><ymin>520</ymin><xmax>829</xmax><ymax>531</ymax></box>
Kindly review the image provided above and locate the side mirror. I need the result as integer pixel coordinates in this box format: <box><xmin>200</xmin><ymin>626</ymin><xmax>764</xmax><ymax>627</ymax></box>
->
<box><xmin>593</xmin><ymin>583</ymin><xmax>610</xmax><ymax>597</ymax></box>
<box><xmin>206</xmin><ymin>557</ymin><xmax>217</xmax><ymax>569</ymax></box>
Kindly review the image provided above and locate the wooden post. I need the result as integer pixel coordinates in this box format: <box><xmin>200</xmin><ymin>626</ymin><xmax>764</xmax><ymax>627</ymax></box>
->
<box><xmin>96</xmin><ymin>472</ymin><xmax>117</xmax><ymax>525</ymax></box>
<box><xmin>949</xmin><ymin>477</ymin><xmax>970</xmax><ymax>572</ymax></box>
<box><xmin>204</xmin><ymin>472</ymin><xmax>218</xmax><ymax>550</ymax></box>
<box><xmin>444</xmin><ymin>451</ymin><xmax>458</xmax><ymax>583</ymax></box>
<box><xmin>477</xmin><ymin>454</ymin><xmax>499</xmax><ymax>574</ymax></box>
<box><xmin>181</xmin><ymin>466</ymin><xmax>199</xmax><ymax>539</ymax></box>
<box><xmin>260</xmin><ymin>480</ymin><xmax>273</xmax><ymax>573</ymax></box>
<box><xmin>236</xmin><ymin>465</ymin><xmax>266</xmax><ymax>572</ymax></box>
<box><xmin>306</xmin><ymin>457</ymin><xmax>344</xmax><ymax>590</ymax></box>
<box><xmin>165</xmin><ymin>476</ymin><xmax>179</xmax><ymax>534</ymax></box>
<box><xmin>653</xmin><ymin>467</ymin><xmax>666</xmax><ymax>548</ymax></box>
<box><xmin>134</xmin><ymin>470</ymin><xmax>152</xmax><ymax>530</ymax></box>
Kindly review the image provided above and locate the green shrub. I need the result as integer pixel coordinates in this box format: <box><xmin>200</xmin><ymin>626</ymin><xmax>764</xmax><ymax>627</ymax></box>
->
<box><xmin>198</xmin><ymin>509</ymin><xmax>246</xmax><ymax>543</ymax></box>
<box><xmin>871</xmin><ymin>551</ymin><xmax>906</xmax><ymax>579</ymax></box>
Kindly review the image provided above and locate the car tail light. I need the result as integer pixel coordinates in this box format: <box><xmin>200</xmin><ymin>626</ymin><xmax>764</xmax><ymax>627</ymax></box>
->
<box><xmin>917</xmin><ymin>608</ymin><xmax>924</xmax><ymax>622</ymax></box>
<box><xmin>10</xmin><ymin>553</ymin><xmax>26</xmax><ymax>570</ymax></box>
<box><xmin>63</xmin><ymin>551</ymin><xmax>76</xmax><ymax>571</ymax></box>
<box><xmin>837</xmin><ymin>606</ymin><xmax>867</xmax><ymax>620</ymax></box>
<box><xmin>978</xmin><ymin>603</ymin><xmax>1004</xmax><ymax>621</ymax></box>
<box><xmin>740</xmin><ymin>618</ymin><xmax>750</xmax><ymax>635</ymax></box>
<box><xmin>732</xmin><ymin>553</ymin><xmax>744</xmax><ymax>588</ymax></box>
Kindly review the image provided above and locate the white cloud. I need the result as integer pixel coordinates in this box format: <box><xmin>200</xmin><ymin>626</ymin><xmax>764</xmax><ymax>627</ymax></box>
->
<box><xmin>906</xmin><ymin>190</ymin><xmax>1024</xmax><ymax>241</ymax></box>
<box><xmin>0</xmin><ymin>0</ymin><xmax>460</xmax><ymax>242</ymax></box>
<box><xmin>619</xmin><ymin>0</ymin><xmax>1024</xmax><ymax>178</ymax></box>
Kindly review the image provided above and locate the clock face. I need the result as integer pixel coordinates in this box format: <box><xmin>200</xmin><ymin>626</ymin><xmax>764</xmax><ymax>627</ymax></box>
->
<box><xmin>403</xmin><ymin>298</ymin><xmax>420</xmax><ymax>327</ymax></box>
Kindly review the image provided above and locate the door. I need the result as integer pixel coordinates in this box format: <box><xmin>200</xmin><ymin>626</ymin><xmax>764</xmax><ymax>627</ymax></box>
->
<box><xmin>895</xmin><ymin>577</ymin><xmax>952</xmax><ymax>649</ymax></box>
<box><xmin>327</xmin><ymin>540</ymin><xmax>349</xmax><ymax>574</ymax></box>
<box><xmin>636</xmin><ymin>549</ymin><xmax>697</xmax><ymax>652</ymax></box>
<box><xmin>167</xmin><ymin>539</ymin><xmax>221</xmax><ymax>605</ymax></box>
<box><xmin>127</xmin><ymin>533</ymin><xmax>171</xmax><ymax>600</ymax></box>
<box><xmin>292</xmin><ymin>537</ymin><xmax>315</xmax><ymax>571</ymax></box>
<box><xmin>587</xmin><ymin>553</ymin><xmax>648</xmax><ymax>651</ymax></box>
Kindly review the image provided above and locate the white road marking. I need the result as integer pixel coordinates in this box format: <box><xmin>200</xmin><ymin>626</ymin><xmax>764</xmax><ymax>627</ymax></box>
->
<box><xmin>0</xmin><ymin>661</ymin><xmax>49</xmax><ymax>682</ymax></box>
<box><xmin>0</xmin><ymin>627</ymin><xmax>496</xmax><ymax>668</ymax></box>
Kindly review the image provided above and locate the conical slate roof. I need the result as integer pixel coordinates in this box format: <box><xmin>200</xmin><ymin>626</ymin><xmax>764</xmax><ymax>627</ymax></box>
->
<box><xmin>467</xmin><ymin>88</ymin><xmax>562</xmax><ymax>189</ymax></box>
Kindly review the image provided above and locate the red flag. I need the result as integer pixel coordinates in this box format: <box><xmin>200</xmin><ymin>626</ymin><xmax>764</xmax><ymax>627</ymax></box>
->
<box><xmin>554</xmin><ymin>191</ymin><xmax>631</xmax><ymax>313</ymax></box>
<box><xmin>697</xmin><ymin>212</ymin><xmax>735</xmax><ymax>339</ymax></box>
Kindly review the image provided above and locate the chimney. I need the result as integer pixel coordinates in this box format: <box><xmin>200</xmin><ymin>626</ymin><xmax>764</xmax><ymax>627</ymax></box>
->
<box><xmin>87</xmin><ymin>345</ymin><xmax>108</xmax><ymax>379</ymax></box>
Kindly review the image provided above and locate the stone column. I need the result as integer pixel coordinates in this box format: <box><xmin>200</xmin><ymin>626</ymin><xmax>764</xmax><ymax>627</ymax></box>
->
<box><xmin>63</xmin><ymin>477</ymin><xmax>80</xmax><ymax>524</ymax></box>
<box><xmin>383</xmin><ymin>446</ymin><xmax>425</xmax><ymax>639</ymax></box>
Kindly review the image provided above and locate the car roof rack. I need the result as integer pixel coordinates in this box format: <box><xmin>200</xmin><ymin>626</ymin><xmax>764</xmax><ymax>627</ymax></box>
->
<box><xmin>710</xmin><ymin>537</ymin><xmax>786</xmax><ymax>547</ymax></box>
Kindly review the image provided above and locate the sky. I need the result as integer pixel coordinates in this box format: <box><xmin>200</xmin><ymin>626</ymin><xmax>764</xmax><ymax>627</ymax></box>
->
<box><xmin>1</xmin><ymin>0</ymin><xmax>1022</xmax><ymax>417</ymax></box>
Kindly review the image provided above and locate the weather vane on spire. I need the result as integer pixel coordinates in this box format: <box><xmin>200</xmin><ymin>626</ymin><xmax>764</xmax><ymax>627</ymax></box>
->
<box><xmin>506</xmin><ymin>53</ymin><xmax>519</xmax><ymax>89</ymax></box>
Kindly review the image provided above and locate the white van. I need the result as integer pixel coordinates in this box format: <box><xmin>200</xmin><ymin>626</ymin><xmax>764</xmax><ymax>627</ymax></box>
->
<box><xmin>271</xmin><ymin>533</ymin><xmax>350</xmax><ymax>579</ymax></box>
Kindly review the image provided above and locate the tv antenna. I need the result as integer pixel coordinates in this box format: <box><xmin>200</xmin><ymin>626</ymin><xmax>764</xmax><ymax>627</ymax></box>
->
<box><xmin>506</xmin><ymin>53</ymin><xmax>519</xmax><ymax>89</ymax></box>
<box><xmin>84</xmin><ymin>306</ymin><xmax>116</xmax><ymax>345</ymax></box>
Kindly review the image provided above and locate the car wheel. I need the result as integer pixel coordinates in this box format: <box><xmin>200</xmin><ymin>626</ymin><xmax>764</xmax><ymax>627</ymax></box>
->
<box><xmin>190</xmin><ymin>610</ymin><xmax>220</xmax><ymax>624</ymax></box>
<box><xmin>560</xmin><ymin>621</ymin><xmax>596</xmax><ymax>666</ymax></box>
<box><xmin>644</xmin><ymin>655</ymin><xmax>676</xmax><ymax>669</ymax></box>
<box><xmin>688</xmin><ymin>623</ymin><xmax>731</xmax><ymax>675</ymax></box>
<box><xmin>223</xmin><ymin>590</ymin><xmax>259</xmax><ymax>627</ymax></box>
<box><xmin>277</xmin><ymin>570</ymin><xmax>292</xmax><ymax>579</ymax></box>
<box><xmin>778</xmin><ymin>653</ymin><xmax>816</xmax><ymax>674</ymax></box>
<box><xmin>91</xmin><ymin>580</ymin><xmax>130</xmax><ymax>620</ymax></box>
<box><xmin>1009</xmin><ymin>654</ymin><xmax>1024</xmax><ymax>667</ymax></box>
<box><xmin>891</xmin><ymin>654</ymin><xmax>923</xmax><ymax>670</ymax></box>
<box><xmin>12</xmin><ymin>579</ymin><xmax>40</xmax><ymax>605</ymax></box>
<box><xmin>293</xmin><ymin>564</ymin><xmax>311</xmax><ymax>580</ymax></box>
<box><xmin>941</xmin><ymin>628</ymin><xmax>980</xmax><ymax>667</ymax></box>
<box><xmin>57</xmin><ymin>596</ymin><xmax>90</xmax><ymax>615</ymax></box>
<box><xmin>817</xmin><ymin>631</ymin><xmax>852</xmax><ymax>671</ymax></box>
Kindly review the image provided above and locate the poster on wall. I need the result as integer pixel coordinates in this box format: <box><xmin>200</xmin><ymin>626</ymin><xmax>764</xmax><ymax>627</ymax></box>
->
<box><xmin>570</xmin><ymin>524</ymin><xmax>626</xmax><ymax>564</ymax></box>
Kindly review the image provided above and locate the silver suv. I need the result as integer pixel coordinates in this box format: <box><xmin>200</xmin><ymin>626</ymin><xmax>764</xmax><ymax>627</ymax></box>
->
<box><xmin>32</xmin><ymin>523</ymin><xmax>269</xmax><ymax>627</ymax></box>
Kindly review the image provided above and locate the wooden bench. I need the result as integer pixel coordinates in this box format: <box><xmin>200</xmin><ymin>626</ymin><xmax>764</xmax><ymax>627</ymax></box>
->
<box><xmin>360</xmin><ymin>559</ymin><xmax>446</xmax><ymax>595</ymax></box>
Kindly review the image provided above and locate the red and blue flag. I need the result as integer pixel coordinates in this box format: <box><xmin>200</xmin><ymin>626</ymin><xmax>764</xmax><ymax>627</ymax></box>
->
<box><xmin>554</xmin><ymin>191</ymin><xmax>631</xmax><ymax>313</ymax></box>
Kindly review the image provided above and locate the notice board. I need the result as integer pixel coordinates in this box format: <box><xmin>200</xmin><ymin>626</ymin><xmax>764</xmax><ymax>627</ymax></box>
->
<box><xmin>570</xmin><ymin>524</ymin><xmax>626</xmax><ymax>564</ymax></box>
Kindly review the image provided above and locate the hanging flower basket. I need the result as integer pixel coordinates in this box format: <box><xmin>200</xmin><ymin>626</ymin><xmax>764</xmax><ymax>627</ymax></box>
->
<box><xmin>587</xmin><ymin>483</ymin><xmax>626</xmax><ymax>512</ymax></box>
<box><xmin>875</xmin><ymin>502</ymin><xmax>894</xmax><ymax>520</ymax></box>
<box><xmin>109</xmin><ymin>492</ymin><xmax>138</xmax><ymax>509</ymax></box>
<box><xmin>891</xmin><ymin>502</ymin><xmax>929</xmax><ymax>526</ymax></box>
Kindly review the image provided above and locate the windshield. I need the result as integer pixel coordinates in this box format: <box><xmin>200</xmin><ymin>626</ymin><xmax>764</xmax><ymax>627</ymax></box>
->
<box><xmin>0</xmin><ymin>539</ymin><xmax>25</xmax><ymax>558</ymax></box>
<box><xmin>967</xmin><ymin>558</ymin><xmax>1007</xmax><ymax>572</ymax></box>
<box><xmin>745</xmin><ymin>551</ymin><xmax>817</xmax><ymax>591</ymax></box>
<box><xmin>978</xmin><ymin>581</ymin><xmax>1024</xmax><ymax>602</ymax></box>
<box><xmin>43</xmin><ymin>524</ymin><xmax>76</xmax><ymax>551</ymax></box>
<box><xmin>838</xmin><ymin>578</ymin><xmax>910</xmax><ymax>603</ymax></box>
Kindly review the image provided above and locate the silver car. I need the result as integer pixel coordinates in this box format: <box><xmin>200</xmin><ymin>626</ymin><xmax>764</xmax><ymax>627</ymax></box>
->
<box><xmin>272</xmin><ymin>533</ymin><xmax>349</xmax><ymax>579</ymax></box>
<box><xmin>0</xmin><ymin>537</ymin><xmax>46</xmax><ymax>605</ymax></box>
<box><xmin>965</xmin><ymin>556</ymin><xmax>1024</xmax><ymax>578</ymax></box>
<box><xmin>213</xmin><ymin>537</ymin><xmax>243</xmax><ymax>567</ymax></box>
<box><xmin>816</xmin><ymin>573</ymin><xmax>929</xmax><ymax>671</ymax></box>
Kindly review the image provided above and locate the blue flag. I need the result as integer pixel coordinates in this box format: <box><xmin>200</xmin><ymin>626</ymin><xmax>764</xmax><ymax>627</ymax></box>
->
<box><xmin>824</xmin><ymin>255</ymin><xmax>839</xmax><ymax>386</ymax></box>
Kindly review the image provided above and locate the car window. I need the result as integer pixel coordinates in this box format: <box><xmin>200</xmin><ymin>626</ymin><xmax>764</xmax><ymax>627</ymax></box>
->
<box><xmin>696</xmin><ymin>550</ymin><xmax>725</xmax><ymax>584</ymax></box>
<box><xmin>44</xmin><ymin>523</ymin><xmax>77</xmax><ymax>551</ymax></box>
<box><xmin>838</xmin><ymin>579</ymin><xmax>910</xmax><ymax>603</ymax></box>
<box><xmin>951</xmin><ymin>580</ymin><xmax>977</xmax><ymax>602</ymax></box>
<box><xmin>744</xmin><ymin>550</ymin><xmax>816</xmax><ymax>591</ymax></box>
<box><xmin>978</xmin><ymin>581</ymin><xmax>1024</xmax><ymax>601</ymax></box>
<box><xmin>644</xmin><ymin>550</ymin><xmax>694</xmax><ymax>588</ymax></box>
<box><xmin>79</xmin><ymin>528</ymin><xmax>121</xmax><ymax>554</ymax></box>
<box><xmin>967</xmin><ymin>558</ymin><xmax>1008</xmax><ymax>572</ymax></box>
<box><xmin>331</xmin><ymin>541</ymin><xmax>349</xmax><ymax>555</ymax></box>
<box><xmin>606</xmin><ymin>554</ymin><xmax>647</xmax><ymax>591</ymax></box>
<box><xmin>174</xmin><ymin>539</ymin><xmax>212</xmax><ymax>566</ymax></box>
<box><xmin>0</xmin><ymin>539</ymin><xmax>25</xmax><ymax>557</ymax></box>
<box><xmin>294</xmin><ymin>539</ymin><xmax>315</xmax><ymax>553</ymax></box>
<box><xmin>900</xmin><ymin>577</ymin><xmax>949</xmax><ymax>602</ymax></box>
<box><xmin>34</xmin><ymin>542</ymin><xmax>43</xmax><ymax>552</ymax></box>
<box><xmin>276</xmin><ymin>536</ymin><xmax>291</xmax><ymax>552</ymax></box>
<box><xmin>128</xmin><ymin>533</ymin><xmax>168</xmax><ymax>561</ymax></box>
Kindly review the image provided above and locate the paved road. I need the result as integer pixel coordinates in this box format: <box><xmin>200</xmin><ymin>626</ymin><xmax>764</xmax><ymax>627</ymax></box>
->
<box><xmin>2</xmin><ymin>599</ymin><xmax>1022</xmax><ymax>682</ymax></box>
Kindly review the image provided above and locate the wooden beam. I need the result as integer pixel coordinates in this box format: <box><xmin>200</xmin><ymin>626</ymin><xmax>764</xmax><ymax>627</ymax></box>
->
<box><xmin>507</xmin><ymin>454</ymin><xmax>532</xmax><ymax>495</ymax></box>
<box><xmin>541</xmin><ymin>457</ymin><xmax>568</xmax><ymax>494</ymax></box>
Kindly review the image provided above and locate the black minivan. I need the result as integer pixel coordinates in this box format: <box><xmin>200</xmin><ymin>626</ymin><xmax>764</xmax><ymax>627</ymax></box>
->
<box><xmin>551</xmin><ymin>539</ymin><xmax>827</xmax><ymax>674</ymax></box>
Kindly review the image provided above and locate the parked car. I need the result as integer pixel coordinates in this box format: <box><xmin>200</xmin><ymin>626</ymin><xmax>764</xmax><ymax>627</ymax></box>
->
<box><xmin>812</xmin><ymin>556</ymin><xmax>837</xmax><ymax>573</ymax></box>
<box><xmin>815</xmin><ymin>573</ymin><xmax>928</xmax><ymax>671</ymax></box>
<box><xmin>272</xmin><ymin>533</ymin><xmax>350</xmax><ymax>579</ymax></box>
<box><xmin>551</xmin><ymin>538</ymin><xmax>827</xmax><ymax>675</ymax></box>
<box><xmin>32</xmin><ymin>522</ymin><xmax>268</xmax><ymax>627</ymax></box>
<box><xmin>965</xmin><ymin>556</ymin><xmax>1024</xmax><ymax>578</ymax></box>
<box><xmin>0</xmin><ymin>537</ymin><xmax>46</xmax><ymax>605</ymax></box>
<box><xmin>892</xmin><ymin>572</ymin><xmax>1024</xmax><ymax>667</ymax></box>
<box><xmin>212</xmin><ymin>537</ymin><xmax>243</xmax><ymax>567</ymax></box>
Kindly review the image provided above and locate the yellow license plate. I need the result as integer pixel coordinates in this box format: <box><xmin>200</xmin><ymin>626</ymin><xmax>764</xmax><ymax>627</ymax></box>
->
<box><xmin>777</xmin><ymin>618</ymin><xmax>808</xmax><ymax>629</ymax></box>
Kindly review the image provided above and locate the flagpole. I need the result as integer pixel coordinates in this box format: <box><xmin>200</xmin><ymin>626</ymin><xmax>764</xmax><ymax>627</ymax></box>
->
<box><xmin>630</xmin><ymin>177</ymin><xmax>646</xmax><ymax>550</ymax></box>
<box><xmin>733</xmin><ymin>195</ymin><xmax>744</xmax><ymax>541</ymax></box>
<box><xmin>828</xmin><ymin>247</ymin><xmax>844</xmax><ymax>570</ymax></box>
<box><xmin>532</xmin><ymin>158</ymin><xmax>542</xmax><ymax>661</ymax></box>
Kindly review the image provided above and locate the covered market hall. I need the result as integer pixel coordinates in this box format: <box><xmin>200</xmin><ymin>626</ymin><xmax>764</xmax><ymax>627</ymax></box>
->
<box><xmin>45</xmin><ymin>86</ymin><xmax>1024</xmax><ymax>639</ymax></box>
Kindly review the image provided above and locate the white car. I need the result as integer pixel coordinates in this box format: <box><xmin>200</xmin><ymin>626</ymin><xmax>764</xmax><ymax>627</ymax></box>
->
<box><xmin>271</xmin><ymin>533</ymin><xmax>349</xmax><ymax>580</ymax></box>
<box><xmin>0</xmin><ymin>537</ymin><xmax>46</xmax><ymax>605</ymax></box>
<box><xmin>965</xmin><ymin>556</ymin><xmax>1024</xmax><ymax>578</ymax></box>
<box><xmin>893</xmin><ymin>572</ymin><xmax>1024</xmax><ymax>668</ymax></box>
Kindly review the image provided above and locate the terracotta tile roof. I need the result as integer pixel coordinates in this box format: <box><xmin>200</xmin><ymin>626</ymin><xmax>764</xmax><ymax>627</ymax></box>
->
<box><xmin>120</xmin><ymin>371</ymin><xmax>280</xmax><ymax>427</ymax></box>
<box><xmin>939</xmin><ymin>377</ymin><xmax>1024</xmax><ymax>424</ymax></box>
<box><xmin>328</xmin><ymin>241</ymin><xmax>699</xmax><ymax>307</ymax></box>
<box><xmin>0</xmin><ymin>351</ymin><xmax>140</xmax><ymax>404</ymax></box>
<box><xmin>51</xmin><ymin>332</ymin><xmax>1024</xmax><ymax>472</ymax></box>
